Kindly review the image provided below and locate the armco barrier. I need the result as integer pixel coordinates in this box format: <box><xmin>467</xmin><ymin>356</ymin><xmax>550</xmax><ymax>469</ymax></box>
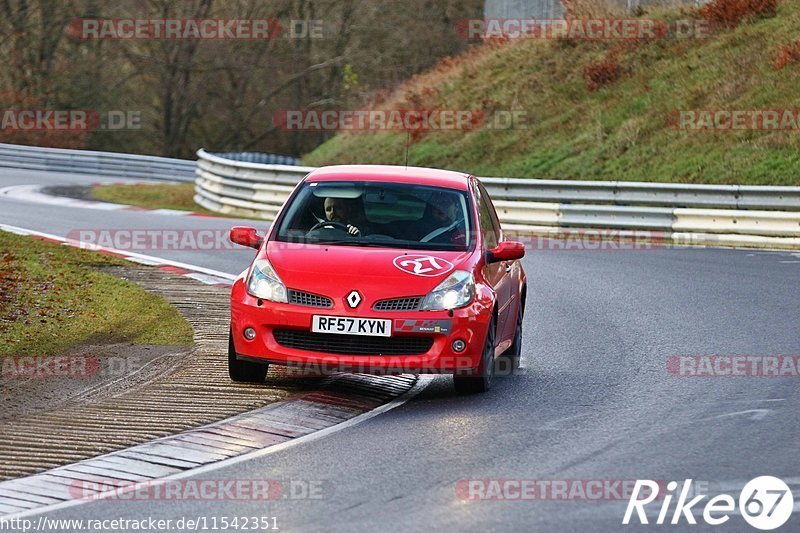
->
<box><xmin>559</xmin><ymin>205</ymin><xmax>676</xmax><ymax>231</ymax></box>
<box><xmin>479</xmin><ymin>178</ymin><xmax>800</xmax><ymax>210</ymax></box>
<box><xmin>209</xmin><ymin>151</ymin><xmax>299</xmax><ymax>166</ymax></box>
<box><xmin>0</xmin><ymin>143</ymin><xmax>195</xmax><ymax>181</ymax></box>
<box><xmin>194</xmin><ymin>149</ymin><xmax>800</xmax><ymax>249</ymax></box>
<box><xmin>672</xmin><ymin>209</ymin><xmax>800</xmax><ymax>237</ymax></box>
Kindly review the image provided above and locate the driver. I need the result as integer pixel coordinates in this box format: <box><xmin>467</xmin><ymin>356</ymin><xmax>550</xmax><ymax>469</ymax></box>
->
<box><xmin>323</xmin><ymin>197</ymin><xmax>369</xmax><ymax>236</ymax></box>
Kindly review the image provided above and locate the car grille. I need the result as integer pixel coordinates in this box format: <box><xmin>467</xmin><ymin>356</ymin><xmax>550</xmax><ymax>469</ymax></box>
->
<box><xmin>288</xmin><ymin>290</ymin><xmax>333</xmax><ymax>308</ymax></box>
<box><xmin>273</xmin><ymin>330</ymin><xmax>433</xmax><ymax>356</ymax></box>
<box><xmin>373</xmin><ymin>297</ymin><xmax>423</xmax><ymax>312</ymax></box>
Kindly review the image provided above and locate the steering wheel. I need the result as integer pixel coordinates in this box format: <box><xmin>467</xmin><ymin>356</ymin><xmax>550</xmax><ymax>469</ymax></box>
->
<box><xmin>308</xmin><ymin>220</ymin><xmax>351</xmax><ymax>233</ymax></box>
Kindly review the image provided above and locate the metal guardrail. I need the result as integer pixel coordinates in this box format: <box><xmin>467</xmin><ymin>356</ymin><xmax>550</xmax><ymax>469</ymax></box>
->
<box><xmin>0</xmin><ymin>143</ymin><xmax>196</xmax><ymax>182</ymax></box>
<box><xmin>210</xmin><ymin>151</ymin><xmax>299</xmax><ymax>166</ymax></box>
<box><xmin>194</xmin><ymin>149</ymin><xmax>312</xmax><ymax>217</ymax></box>
<box><xmin>479</xmin><ymin>178</ymin><xmax>800</xmax><ymax>210</ymax></box>
<box><xmin>194</xmin><ymin>149</ymin><xmax>800</xmax><ymax>245</ymax></box>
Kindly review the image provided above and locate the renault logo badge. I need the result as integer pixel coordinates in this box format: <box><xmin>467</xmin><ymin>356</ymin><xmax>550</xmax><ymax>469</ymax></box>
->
<box><xmin>346</xmin><ymin>290</ymin><xmax>362</xmax><ymax>309</ymax></box>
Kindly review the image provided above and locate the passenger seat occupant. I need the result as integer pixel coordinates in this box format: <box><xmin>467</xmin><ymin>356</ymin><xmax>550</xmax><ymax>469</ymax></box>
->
<box><xmin>421</xmin><ymin>192</ymin><xmax>463</xmax><ymax>243</ymax></box>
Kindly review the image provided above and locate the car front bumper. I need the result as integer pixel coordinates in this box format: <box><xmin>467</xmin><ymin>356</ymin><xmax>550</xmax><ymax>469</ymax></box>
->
<box><xmin>230</xmin><ymin>280</ymin><xmax>493</xmax><ymax>375</ymax></box>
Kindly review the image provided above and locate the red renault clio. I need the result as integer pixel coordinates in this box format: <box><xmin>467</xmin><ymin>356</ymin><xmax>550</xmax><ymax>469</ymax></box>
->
<box><xmin>229</xmin><ymin>165</ymin><xmax>526</xmax><ymax>393</ymax></box>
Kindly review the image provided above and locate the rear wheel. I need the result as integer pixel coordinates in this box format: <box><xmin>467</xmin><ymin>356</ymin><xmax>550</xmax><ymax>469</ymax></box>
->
<box><xmin>453</xmin><ymin>316</ymin><xmax>496</xmax><ymax>394</ymax></box>
<box><xmin>228</xmin><ymin>330</ymin><xmax>268</xmax><ymax>383</ymax></box>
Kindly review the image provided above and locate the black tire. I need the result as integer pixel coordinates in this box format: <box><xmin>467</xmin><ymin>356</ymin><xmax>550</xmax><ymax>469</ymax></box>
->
<box><xmin>501</xmin><ymin>302</ymin><xmax>524</xmax><ymax>373</ymax></box>
<box><xmin>228</xmin><ymin>331</ymin><xmax>268</xmax><ymax>383</ymax></box>
<box><xmin>453</xmin><ymin>316</ymin><xmax>496</xmax><ymax>394</ymax></box>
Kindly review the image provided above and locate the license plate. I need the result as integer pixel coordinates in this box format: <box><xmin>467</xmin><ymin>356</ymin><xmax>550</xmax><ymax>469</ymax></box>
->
<box><xmin>312</xmin><ymin>316</ymin><xmax>392</xmax><ymax>337</ymax></box>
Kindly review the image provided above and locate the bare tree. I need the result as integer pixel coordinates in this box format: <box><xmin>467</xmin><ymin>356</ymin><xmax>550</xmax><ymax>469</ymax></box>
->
<box><xmin>0</xmin><ymin>0</ymin><xmax>484</xmax><ymax>156</ymax></box>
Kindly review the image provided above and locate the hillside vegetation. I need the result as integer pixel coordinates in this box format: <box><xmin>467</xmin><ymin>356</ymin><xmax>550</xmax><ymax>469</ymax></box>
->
<box><xmin>303</xmin><ymin>0</ymin><xmax>800</xmax><ymax>185</ymax></box>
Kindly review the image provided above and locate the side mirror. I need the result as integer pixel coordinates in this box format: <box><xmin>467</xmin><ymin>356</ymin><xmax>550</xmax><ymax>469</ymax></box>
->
<box><xmin>230</xmin><ymin>226</ymin><xmax>263</xmax><ymax>249</ymax></box>
<box><xmin>487</xmin><ymin>241</ymin><xmax>525</xmax><ymax>264</ymax></box>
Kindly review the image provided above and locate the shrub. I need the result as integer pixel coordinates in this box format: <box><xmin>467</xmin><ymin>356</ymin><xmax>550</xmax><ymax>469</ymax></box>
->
<box><xmin>700</xmin><ymin>0</ymin><xmax>779</xmax><ymax>29</ymax></box>
<box><xmin>583</xmin><ymin>54</ymin><xmax>622</xmax><ymax>91</ymax></box>
<box><xmin>773</xmin><ymin>38</ymin><xmax>800</xmax><ymax>70</ymax></box>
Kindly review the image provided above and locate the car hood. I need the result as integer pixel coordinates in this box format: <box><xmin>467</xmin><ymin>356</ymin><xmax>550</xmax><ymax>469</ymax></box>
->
<box><xmin>263</xmin><ymin>241</ymin><xmax>475</xmax><ymax>298</ymax></box>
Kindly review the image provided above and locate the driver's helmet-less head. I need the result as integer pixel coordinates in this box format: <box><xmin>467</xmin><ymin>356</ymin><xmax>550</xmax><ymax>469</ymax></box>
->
<box><xmin>324</xmin><ymin>197</ymin><xmax>356</xmax><ymax>223</ymax></box>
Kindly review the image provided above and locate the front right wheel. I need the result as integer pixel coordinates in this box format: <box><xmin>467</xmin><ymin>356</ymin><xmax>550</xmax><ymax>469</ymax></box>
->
<box><xmin>453</xmin><ymin>317</ymin><xmax>496</xmax><ymax>394</ymax></box>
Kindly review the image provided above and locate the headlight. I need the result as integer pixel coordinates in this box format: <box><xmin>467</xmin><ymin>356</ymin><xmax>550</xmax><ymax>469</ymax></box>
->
<box><xmin>246</xmin><ymin>258</ymin><xmax>288</xmax><ymax>303</ymax></box>
<box><xmin>420</xmin><ymin>271</ymin><xmax>475</xmax><ymax>311</ymax></box>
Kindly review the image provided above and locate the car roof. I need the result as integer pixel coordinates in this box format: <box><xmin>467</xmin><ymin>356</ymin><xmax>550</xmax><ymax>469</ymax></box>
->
<box><xmin>304</xmin><ymin>165</ymin><xmax>472</xmax><ymax>191</ymax></box>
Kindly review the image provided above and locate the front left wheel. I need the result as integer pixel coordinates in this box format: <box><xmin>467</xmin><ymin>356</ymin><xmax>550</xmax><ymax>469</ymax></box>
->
<box><xmin>453</xmin><ymin>316</ymin><xmax>496</xmax><ymax>394</ymax></box>
<box><xmin>501</xmin><ymin>301</ymin><xmax>524</xmax><ymax>372</ymax></box>
<box><xmin>228</xmin><ymin>331</ymin><xmax>268</xmax><ymax>383</ymax></box>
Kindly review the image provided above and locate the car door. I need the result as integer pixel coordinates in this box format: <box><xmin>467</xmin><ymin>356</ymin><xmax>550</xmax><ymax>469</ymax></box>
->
<box><xmin>473</xmin><ymin>179</ymin><xmax>511</xmax><ymax>344</ymax></box>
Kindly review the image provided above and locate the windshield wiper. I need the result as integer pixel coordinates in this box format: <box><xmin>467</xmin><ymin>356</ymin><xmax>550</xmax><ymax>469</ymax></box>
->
<box><xmin>312</xmin><ymin>240</ymin><xmax>387</xmax><ymax>247</ymax></box>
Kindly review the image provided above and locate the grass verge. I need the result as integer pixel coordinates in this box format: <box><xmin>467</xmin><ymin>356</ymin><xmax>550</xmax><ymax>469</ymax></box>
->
<box><xmin>91</xmin><ymin>183</ymin><xmax>265</xmax><ymax>220</ymax></box>
<box><xmin>91</xmin><ymin>182</ymin><xmax>220</xmax><ymax>214</ymax></box>
<box><xmin>0</xmin><ymin>230</ymin><xmax>193</xmax><ymax>356</ymax></box>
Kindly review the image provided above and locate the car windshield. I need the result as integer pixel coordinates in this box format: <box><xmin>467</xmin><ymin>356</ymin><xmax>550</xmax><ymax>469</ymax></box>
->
<box><xmin>274</xmin><ymin>180</ymin><xmax>473</xmax><ymax>251</ymax></box>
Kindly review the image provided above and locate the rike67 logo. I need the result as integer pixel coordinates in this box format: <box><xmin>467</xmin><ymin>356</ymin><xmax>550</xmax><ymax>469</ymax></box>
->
<box><xmin>623</xmin><ymin>477</ymin><xmax>794</xmax><ymax>530</ymax></box>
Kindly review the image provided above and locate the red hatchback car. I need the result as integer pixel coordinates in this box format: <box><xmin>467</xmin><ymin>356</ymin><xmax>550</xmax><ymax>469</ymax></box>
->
<box><xmin>229</xmin><ymin>165</ymin><xmax>526</xmax><ymax>393</ymax></box>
